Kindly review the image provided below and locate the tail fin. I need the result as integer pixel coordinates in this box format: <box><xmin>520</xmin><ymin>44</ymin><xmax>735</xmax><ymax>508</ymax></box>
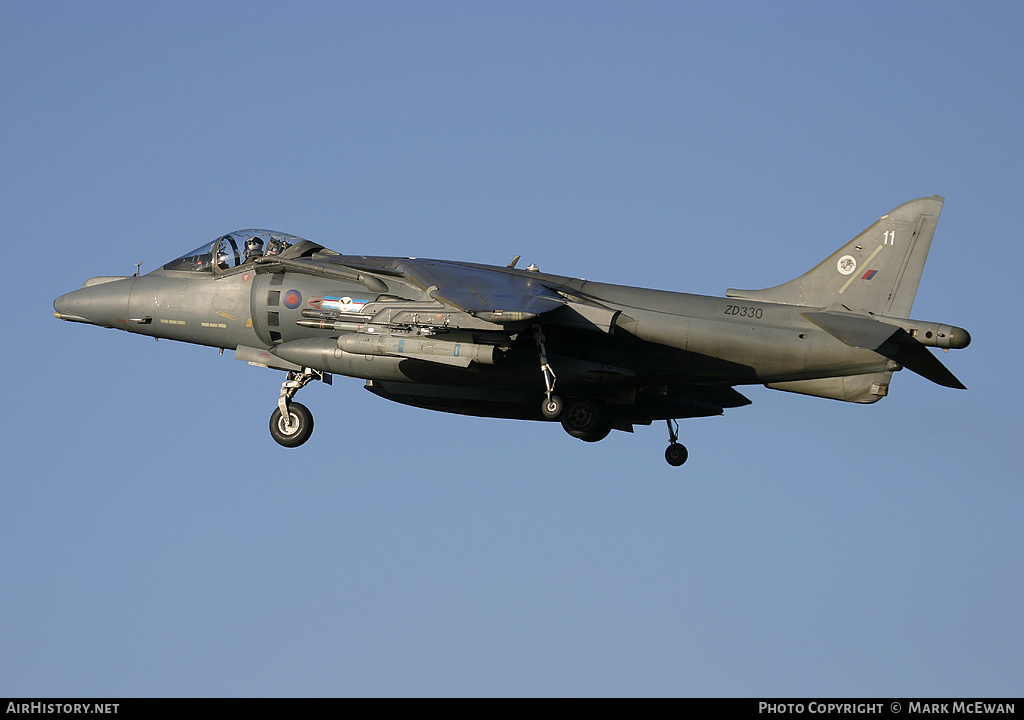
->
<box><xmin>727</xmin><ymin>196</ymin><xmax>944</xmax><ymax>318</ymax></box>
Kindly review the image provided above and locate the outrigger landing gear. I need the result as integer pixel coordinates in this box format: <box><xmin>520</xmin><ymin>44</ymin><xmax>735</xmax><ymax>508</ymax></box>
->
<box><xmin>542</xmin><ymin>395</ymin><xmax>563</xmax><ymax>420</ymax></box>
<box><xmin>664</xmin><ymin>419</ymin><xmax>688</xmax><ymax>467</ymax></box>
<box><xmin>533</xmin><ymin>325</ymin><xmax>563</xmax><ymax>420</ymax></box>
<box><xmin>268</xmin><ymin>369</ymin><xmax>328</xmax><ymax>448</ymax></box>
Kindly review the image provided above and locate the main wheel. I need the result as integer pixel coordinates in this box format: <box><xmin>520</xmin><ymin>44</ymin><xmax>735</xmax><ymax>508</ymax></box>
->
<box><xmin>665</xmin><ymin>443</ymin><xmax>688</xmax><ymax>467</ymax></box>
<box><xmin>270</xmin><ymin>401</ymin><xmax>314</xmax><ymax>448</ymax></box>
<box><xmin>561</xmin><ymin>399</ymin><xmax>611</xmax><ymax>442</ymax></box>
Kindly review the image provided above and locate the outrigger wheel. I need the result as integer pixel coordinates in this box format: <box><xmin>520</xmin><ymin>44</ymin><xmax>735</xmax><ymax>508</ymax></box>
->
<box><xmin>664</xmin><ymin>419</ymin><xmax>688</xmax><ymax>466</ymax></box>
<box><xmin>665</xmin><ymin>442</ymin><xmax>688</xmax><ymax>467</ymax></box>
<box><xmin>541</xmin><ymin>395</ymin><xmax>563</xmax><ymax>420</ymax></box>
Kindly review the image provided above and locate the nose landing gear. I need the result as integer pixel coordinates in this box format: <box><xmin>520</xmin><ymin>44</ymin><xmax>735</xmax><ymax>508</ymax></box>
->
<box><xmin>270</xmin><ymin>401</ymin><xmax>313</xmax><ymax>447</ymax></box>
<box><xmin>269</xmin><ymin>369</ymin><xmax>329</xmax><ymax>448</ymax></box>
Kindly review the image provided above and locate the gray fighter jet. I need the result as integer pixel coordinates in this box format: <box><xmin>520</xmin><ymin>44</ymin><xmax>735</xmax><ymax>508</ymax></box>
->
<box><xmin>54</xmin><ymin>196</ymin><xmax>969</xmax><ymax>465</ymax></box>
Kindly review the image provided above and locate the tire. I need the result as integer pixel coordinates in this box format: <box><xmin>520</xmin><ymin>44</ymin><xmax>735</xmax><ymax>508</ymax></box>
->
<box><xmin>269</xmin><ymin>401</ymin><xmax>314</xmax><ymax>448</ymax></box>
<box><xmin>665</xmin><ymin>443</ymin><xmax>688</xmax><ymax>467</ymax></box>
<box><xmin>541</xmin><ymin>395</ymin><xmax>563</xmax><ymax>420</ymax></box>
<box><xmin>560</xmin><ymin>399</ymin><xmax>611</xmax><ymax>442</ymax></box>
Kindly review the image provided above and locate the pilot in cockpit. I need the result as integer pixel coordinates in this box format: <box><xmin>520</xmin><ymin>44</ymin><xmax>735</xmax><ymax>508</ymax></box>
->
<box><xmin>244</xmin><ymin>237</ymin><xmax>265</xmax><ymax>262</ymax></box>
<box><xmin>265</xmin><ymin>238</ymin><xmax>286</xmax><ymax>256</ymax></box>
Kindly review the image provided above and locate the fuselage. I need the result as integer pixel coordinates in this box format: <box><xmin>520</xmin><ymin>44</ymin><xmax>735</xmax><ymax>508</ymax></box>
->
<box><xmin>54</xmin><ymin>253</ymin><xmax>902</xmax><ymax>392</ymax></box>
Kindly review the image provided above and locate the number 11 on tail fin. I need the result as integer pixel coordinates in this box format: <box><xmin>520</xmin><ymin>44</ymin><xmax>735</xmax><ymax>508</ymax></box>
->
<box><xmin>727</xmin><ymin>195</ymin><xmax>944</xmax><ymax>318</ymax></box>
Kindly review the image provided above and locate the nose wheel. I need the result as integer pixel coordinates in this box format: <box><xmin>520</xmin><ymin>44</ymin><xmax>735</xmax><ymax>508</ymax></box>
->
<box><xmin>664</xmin><ymin>419</ymin><xmax>688</xmax><ymax>467</ymax></box>
<box><xmin>268</xmin><ymin>369</ymin><xmax>329</xmax><ymax>448</ymax></box>
<box><xmin>270</xmin><ymin>401</ymin><xmax>314</xmax><ymax>448</ymax></box>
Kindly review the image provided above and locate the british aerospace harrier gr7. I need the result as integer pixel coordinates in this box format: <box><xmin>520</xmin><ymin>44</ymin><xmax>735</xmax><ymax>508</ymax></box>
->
<box><xmin>54</xmin><ymin>196</ymin><xmax>970</xmax><ymax>466</ymax></box>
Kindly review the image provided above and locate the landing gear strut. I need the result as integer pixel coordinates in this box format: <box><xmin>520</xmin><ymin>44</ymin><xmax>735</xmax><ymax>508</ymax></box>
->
<box><xmin>664</xmin><ymin>419</ymin><xmax>688</xmax><ymax>467</ymax></box>
<box><xmin>533</xmin><ymin>325</ymin><xmax>562</xmax><ymax>420</ymax></box>
<box><xmin>268</xmin><ymin>369</ymin><xmax>328</xmax><ymax>448</ymax></box>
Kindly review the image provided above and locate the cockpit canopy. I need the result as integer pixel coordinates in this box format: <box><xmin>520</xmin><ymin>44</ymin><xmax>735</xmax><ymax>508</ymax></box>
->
<box><xmin>161</xmin><ymin>230</ymin><xmax>308</xmax><ymax>273</ymax></box>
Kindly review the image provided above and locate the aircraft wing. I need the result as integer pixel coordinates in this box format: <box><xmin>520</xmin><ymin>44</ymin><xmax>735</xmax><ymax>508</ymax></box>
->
<box><xmin>261</xmin><ymin>250</ymin><xmax>621</xmax><ymax>332</ymax></box>
<box><xmin>392</xmin><ymin>259</ymin><xmax>566</xmax><ymax>322</ymax></box>
<box><xmin>386</xmin><ymin>258</ymin><xmax>624</xmax><ymax>332</ymax></box>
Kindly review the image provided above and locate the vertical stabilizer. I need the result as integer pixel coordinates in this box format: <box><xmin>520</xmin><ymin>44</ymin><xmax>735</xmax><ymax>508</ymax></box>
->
<box><xmin>727</xmin><ymin>196</ymin><xmax>944</xmax><ymax>318</ymax></box>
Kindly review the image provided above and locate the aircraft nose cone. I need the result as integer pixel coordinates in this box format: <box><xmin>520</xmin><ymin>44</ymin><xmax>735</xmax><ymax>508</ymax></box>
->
<box><xmin>53</xmin><ymin>288</ymin><xmax>94</xmax><ymax>323</ymax></box>
<box><xmin>53</xmin><ymin>290</ymin><xmax>86</xmax><ymax>320</ymax></box>
<box><xmin>53</xmin><ymin>277</ymin><xmax>134</xmax><ymax>328</ymax></box>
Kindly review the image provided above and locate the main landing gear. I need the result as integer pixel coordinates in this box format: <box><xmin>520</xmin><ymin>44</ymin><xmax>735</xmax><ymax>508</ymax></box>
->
<box><xmin>560</xmin><ymin>398</ymin><xmax>611</xmax><ymax>443</ymax></box>
<box><xmin>531</xmin><ymin>325</ymin><xmax>609</xmax><ymax>443</ymax></box>
<box><xmin>554</xmin><ymin>400</ymin><xmax>689</xmax><ymax>465</ymax></box>
<box><xmin>532</xmin><ymin>325</ymin><xmax>688</xmax><ymax>464</ymax></box>
<box><xmin>268</xmin><ymin>369</ymin><xmax>329</xmax><ymax>448</ymax></box>
<box><xmin>532</xmin><ymin>325</ymin><xmax>607</xmax><ymax>441</ymax></box>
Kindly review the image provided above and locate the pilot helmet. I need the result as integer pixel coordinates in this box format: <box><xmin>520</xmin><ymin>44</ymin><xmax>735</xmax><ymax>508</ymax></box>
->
<box><xmin>246</xmin><ymin>237</ymin><xmax>265</xmax><ymax>255</ymax></box>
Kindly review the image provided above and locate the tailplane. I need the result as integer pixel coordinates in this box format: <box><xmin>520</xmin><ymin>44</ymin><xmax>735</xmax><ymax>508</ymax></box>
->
<box><xmin>727</xmin><ymin>196</ymin><xmax>944</xmax><ymax>317</ymax></box>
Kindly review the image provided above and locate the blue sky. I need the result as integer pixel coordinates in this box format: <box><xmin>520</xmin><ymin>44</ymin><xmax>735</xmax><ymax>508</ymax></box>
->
<box><xmin>2</xmin><ymin>0</ymin><xmax>1021</xmax><ymax>697</ymax></box>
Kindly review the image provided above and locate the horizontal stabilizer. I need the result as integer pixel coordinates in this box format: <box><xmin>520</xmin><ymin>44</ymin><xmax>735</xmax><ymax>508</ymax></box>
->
<box><xmin>802</xmin><ymin>310</ymin><xmax>899</xmax><ymax>350</ymax></box>
<box><xmin>879</xmin><ymin>328</ymin><xmax>967</xmax><ymax>390</ymax></box>
<box><xmin>803</xmin><ymin>311</ymin><xmax>966</xmax><ymax>389</ymax></box>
